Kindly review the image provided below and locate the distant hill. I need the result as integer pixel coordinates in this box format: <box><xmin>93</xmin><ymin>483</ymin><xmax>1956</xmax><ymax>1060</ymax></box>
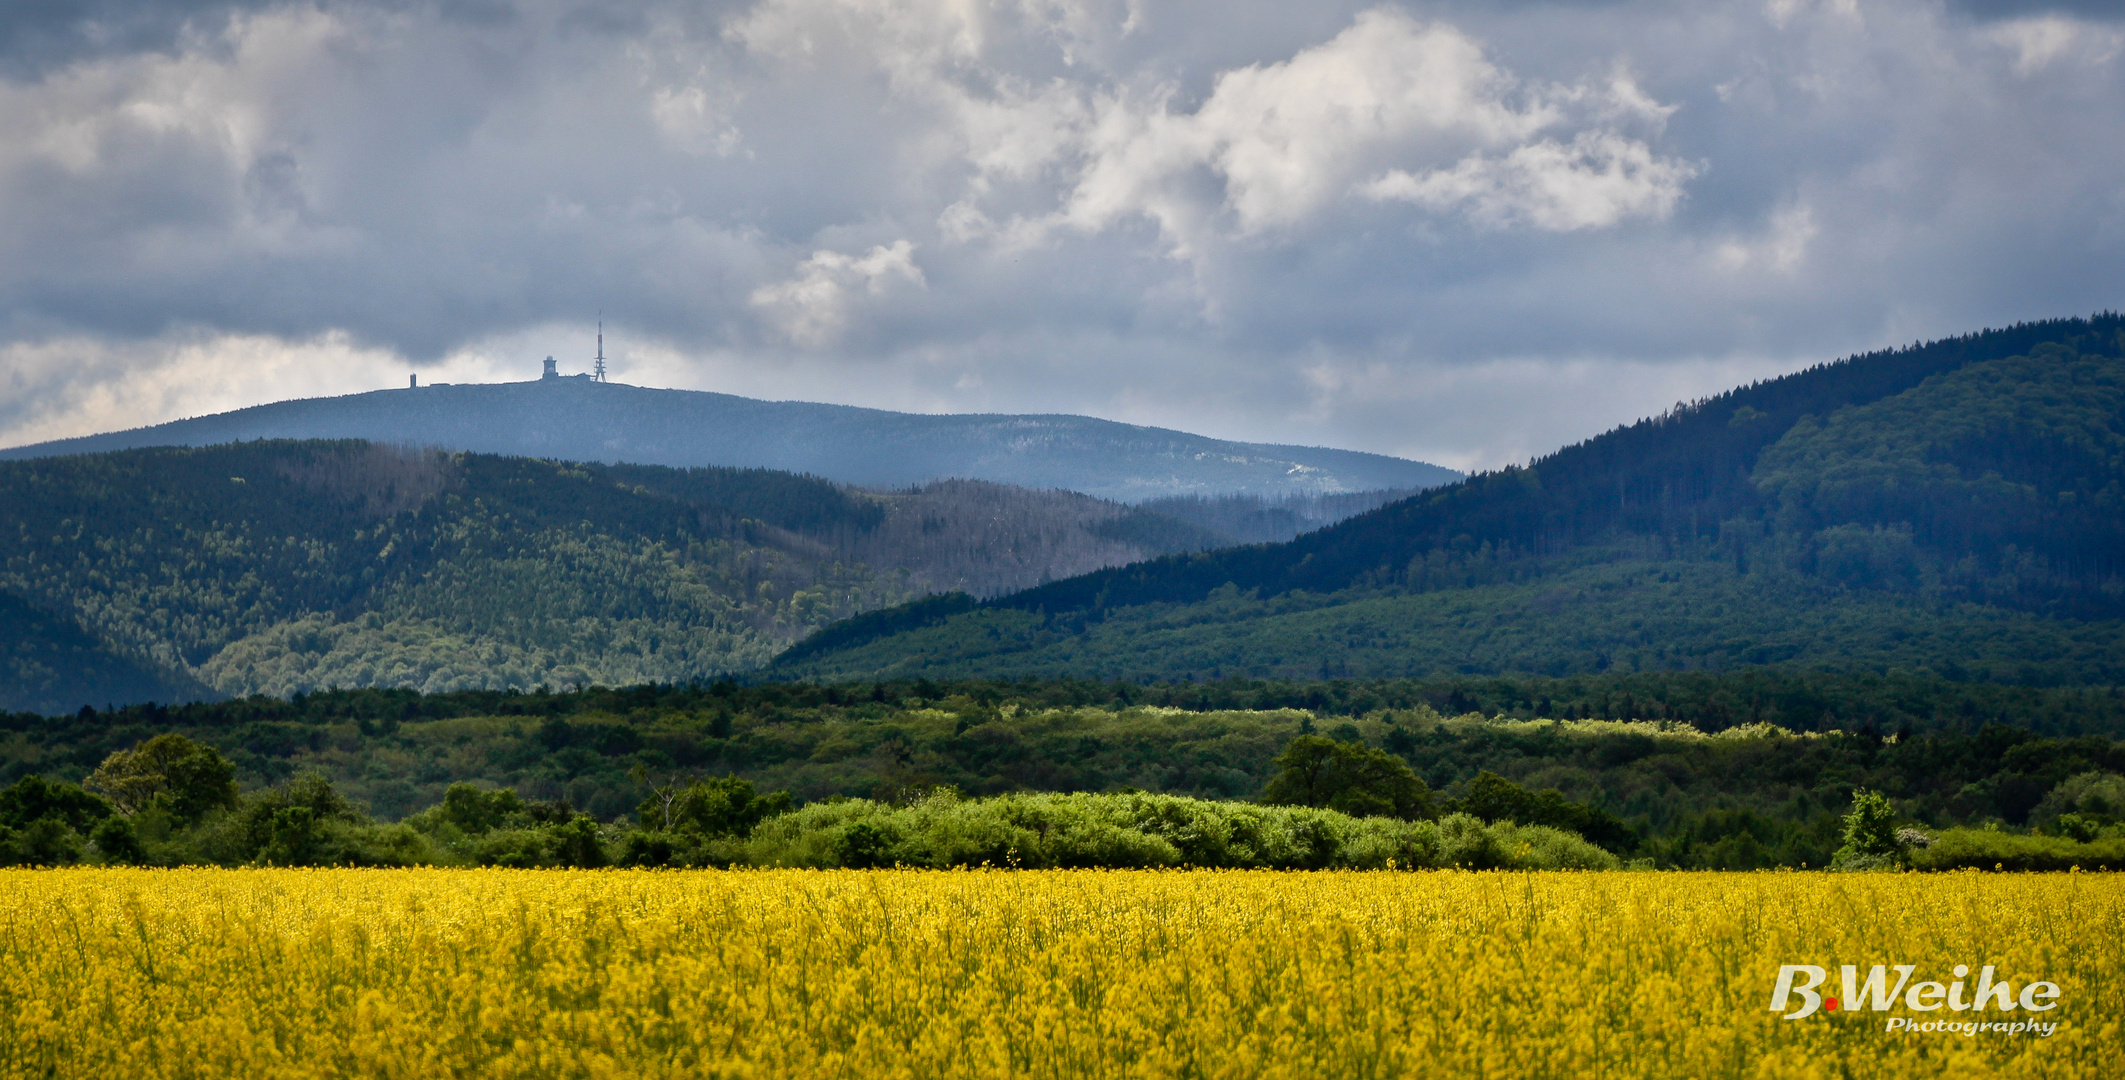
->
<box><xmin>774</xmin><ymin>315</ymin><xmax>2125</xmax><ymax>685</ymax></box>
<box><xmin>0</xmin><ymin>379</ymin><xmax>1459</xmax><ymax>502</ymax></box>
<box><xmin>0</xmin><ymin>442</ymin><xmax>1248</xmax><ymax>710</ymax></box>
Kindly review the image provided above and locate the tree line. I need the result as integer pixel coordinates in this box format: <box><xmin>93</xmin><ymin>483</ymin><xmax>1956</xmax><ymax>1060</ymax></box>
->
<box><xmin>6</xmin><ymin>675</ymin><xmax>2125</xmax><ymax>870</ymax></box>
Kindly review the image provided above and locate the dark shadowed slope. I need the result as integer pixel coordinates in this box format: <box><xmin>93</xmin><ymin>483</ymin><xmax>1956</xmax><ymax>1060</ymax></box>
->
<box><xmin>0</xmin><ymin>591</ymin><xmax>215</xmax><ymax>715</ymax></box>
<box><xmin>0</xmin><ymin>380</ymin><xmax>1458</xmax><ymax>502</ymax></box>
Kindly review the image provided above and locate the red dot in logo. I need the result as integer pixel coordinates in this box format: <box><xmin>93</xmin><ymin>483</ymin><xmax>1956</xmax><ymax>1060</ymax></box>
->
<box><xmin>1825</xmin><ymin>998</ymin><xmax>1839</xmax><ymax>1011</ymax></box>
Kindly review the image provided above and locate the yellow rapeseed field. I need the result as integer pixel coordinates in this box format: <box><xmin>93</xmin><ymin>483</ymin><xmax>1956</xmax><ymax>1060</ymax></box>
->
<box><xmin>0</xmin><ymin>868</ymin><xmax>2115</xmax><ymax>1079</ymax></box>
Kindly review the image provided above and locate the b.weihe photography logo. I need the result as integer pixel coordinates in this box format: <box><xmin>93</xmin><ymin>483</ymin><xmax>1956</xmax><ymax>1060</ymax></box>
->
<box><xmin>1770</xmin><ymin>964</ymin><xmax>2062</xmax><ymax>1037</ymax></box>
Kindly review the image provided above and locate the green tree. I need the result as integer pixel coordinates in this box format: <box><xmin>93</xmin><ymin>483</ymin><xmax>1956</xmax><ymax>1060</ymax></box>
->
<box><xmin>439</xmin><ymin>783</ymin><xmax>527</xmax><ymax>834</ymax></box>
<box><xmin>84</xmin><ymin>734</ymin><xmax>239</xmax><ymax>822</ymax></box>
<box><xmin>0</xmin><ymin>818</ymin><xmax>84</xmax><ymax>865</ymax></box>
<box><xmin>1453</xmin><ymin>771</ymin><xmax>1635</xmax><ymax>852</ymax></box>
<box><xmin>1260</xmin><ymin>735</ymin><xmax>1436</xmax><ymax>820</ymax></box>
<box><xmin>0</xmin><ymin>775</ymin><xmax>112</xmax><ymax>834</ymax></box>
<box><xmin>89</xmin><ymin>815</ymin><xmax>147</xmax><ymax>864</ymax></box>
<box><xmin>645</xmin><ymin>776</ymin><xmax>793</xmax><ymax>838</ymax></box>
<box><xmin>549</xmin><ymin>816</ymin><xmax>608</xmax><ymax>869</ymax></box>
<box><xmin>1833</xmin><ymin>788</ymin><xmax>1904</xmax><ymax>869</ymax></box>
<box><xmin>240</xmin><ymin>772</ymin><xmax>362</xmax><ymax>865</ymax></box>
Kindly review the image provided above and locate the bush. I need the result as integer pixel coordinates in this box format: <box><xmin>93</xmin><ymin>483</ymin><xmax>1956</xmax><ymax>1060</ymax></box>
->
<box><xmin>407</xmin><ymin>783</ymin><xmax>577</xmax><ymax>838</ymax></box>
<box><xmin>2031</xmin><ymin>772</ymin><xmax>2125</xmax><ymax>833</ymax></box>
<box><xmin>615</xmin><ymin>828</ymin><xmax>748</xmax><ymax>868</ymax></box>
<box><xmin>0</xmin><ymin>775</ymin><xmax>113</xmax><ymax>834</ymax></box>
<box><xmin>0</xmin><ymin>818</ymin><xmax>86</xmax><ymax>866</ymax></box>
<box><xmin>1449</xmin><ymin>772</ymin><xmax>1636</xmax><ymax>853</ymax></box>
<box><xmin>549</xmin><ymin>816</ymin><xmax>608</xmax><ymax>869</ymax></box>
<box><xmin>736</xmin><ymin>792</ymin><xmax>1618</xmax><ymax>871</ymax></box>
<box><xmin>1909</xmin><ymin>829</ymin><xmax>2125</xmax><ymax>872</ymax></box>
<box><xmin>89</xmin><ymin>815</ymin><xmax>147</xmax><ymax>864</ymax></box>
<box><xmin>237</xmin><ymin>773</ymin><xmax>364</xmax><ymax>863</ymax></box>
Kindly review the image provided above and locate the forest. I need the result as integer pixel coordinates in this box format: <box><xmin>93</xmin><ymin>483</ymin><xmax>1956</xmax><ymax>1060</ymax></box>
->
<box><xmin>778</xmin><ymin>316</ymin><xmax>2125</xmax><ymax>682</ymax></box>
<box><xmin>4</xmin><ymin>675</ymin><xmax>2124</xmax><ymax>871</ymax></box>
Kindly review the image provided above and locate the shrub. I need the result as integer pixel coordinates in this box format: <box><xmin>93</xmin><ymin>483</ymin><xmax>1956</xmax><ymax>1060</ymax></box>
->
<box><xmin>1449</xmin><ymin>772</ymin><xmax>1635</xmax><ymax>853</ymax></box>
<box><xmin>2031</xmin><ymin>773</ymin><xmax>2125</xmax><ymax>834</ymax></box>
<box><xmin>0</xmin><ymin>775</ymin><xmax>113</xmax><ymax>834</ymax></box>
<box><xmin>89</xmin><ymin>815</ymin><xmax>147</xmax><ymax>864</ymax></box>
<box><xmin>738</xmin><ymin>792</ymin><xmax>1618</xmax><ymax>871</ymax></box>
<box><xmin>0</xmin><ymin>818</ymin><xmax>86</xmax><ymax>866</ymax></box>
<box><xmin>1909</xmin><ymin>829</ymin><xmax>2125</xmax><ymax>872</ymax></box>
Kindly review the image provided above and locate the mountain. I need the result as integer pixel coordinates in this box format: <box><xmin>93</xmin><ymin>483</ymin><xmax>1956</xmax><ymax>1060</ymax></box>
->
<box><xmin>0</xmin><ymin>441</ymin><xmax>1249</xmax><ymax>710</ymax></box>
<box><xmin>0</xmin><ymin>378</ymin><xmax>1459</xmax><ymax>502</ymax></box>
<box><xmin>773</xmin><ymin>315</ymin><xmax>2125</xmax><ymax>685</ymax></box>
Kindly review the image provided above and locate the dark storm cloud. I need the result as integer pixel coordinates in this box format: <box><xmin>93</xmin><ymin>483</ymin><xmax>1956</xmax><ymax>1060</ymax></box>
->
<box><xmin>0</xmin><ymin>0</ymin><xmax>540</xmax><ymax>82</ymax></box>
<box><xmin>0</xmin><ymin>0</ymin><xmax>264</xmax><ymax>79</ymax></box>
<box><xmin>1</xmin><ymin>0</ymin><xmax>2122</xmax><ymax>471</ymax></box>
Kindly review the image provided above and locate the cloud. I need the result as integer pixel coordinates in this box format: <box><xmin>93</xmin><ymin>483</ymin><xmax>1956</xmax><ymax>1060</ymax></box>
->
<box><xmin>0</xmin><ymin>330</ymin><xmax>430</xmax><ymax>447</ymax></box>
<box><xmin>1363</xmin><ymin>130</ymin><xmax>1697</xmax><ymax>231</ymax></box>
<box><xmin>0</xmin><ymin>0</ymin><xmax>283</xmax><ymax>80</ymax></box>
<box><xmin>1714</xmin><ymin>203</ymin><xmax>1817</xmax><ymax>274</ymax></box>
<box><xmin>1066</xmin><ymin>12</ymin><xmax>1555</xmax><ymax>239</ymax></box>
<box><xmin>0</xmin><ymin>0</ymin><xmax>2121</xmax><ymax>472</ymax></box>
<box><xmin>1987</xmin><ymin>15</ymin><xmax>2125</xmax><ymax>73</ymax></box>
<box><xmin>750</xmin><ymin>240</ymin><xmax>927</xmax><ymax>347</ymax></box>
<box><xmin>1010</xmin><ymin>10</ymin><xmax>1695</xmax><ymax>252</ymax></box>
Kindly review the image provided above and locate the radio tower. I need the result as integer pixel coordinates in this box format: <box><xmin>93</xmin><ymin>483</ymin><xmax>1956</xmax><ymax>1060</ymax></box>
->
<box><xmin>593</xmin><ymin>316</ymin><xmax>608</xmax><ymax>383</ymax></box>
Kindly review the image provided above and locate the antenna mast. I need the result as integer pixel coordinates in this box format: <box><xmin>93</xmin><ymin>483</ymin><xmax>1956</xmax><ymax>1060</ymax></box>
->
<box><xmin>593</xmin><ymin>315</ymin><xmax>608</xmax><ymax>383</ymax></box>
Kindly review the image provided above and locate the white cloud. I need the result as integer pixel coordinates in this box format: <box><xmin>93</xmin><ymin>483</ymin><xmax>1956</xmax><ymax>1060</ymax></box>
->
<box><xmin>1765</xmin><ymin>0</ymin><xmax>1863</xmax><ymax>32</ymax></box>
<box><xmin>1988</xmin><ymin>16</ymin><xmax>2124</xmax><ymax>76</ymax></box>
<box><xmin>1715</xmin><ymin>203</ymin><xmax>1817</xmax><ymax>274</ymax></box>
<box><xmin>0</xmin><ymin>330</ymin><xmax>445</xmax><ymax>449</ymax></box>
<box><xmin>750</xmin><ymin>240</ymin><xmax>927</xmax><ymax>346</ymax></box>
<box><xmin>649</xmin><ymin>84</ymin><xmax>745</xmax><ymax>157</ymax></box>
<box><xmin>1040</xmin><ymin>10</ymin><xmax>1692</xmax><ymax>249</ymax></box>
<box><xmin>1363</xmin><ymin>130</ymin><xmax>1698</xmax><ymax>231</ymax></box>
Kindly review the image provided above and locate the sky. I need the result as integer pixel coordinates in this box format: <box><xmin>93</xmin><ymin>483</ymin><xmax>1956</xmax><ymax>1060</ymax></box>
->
<box><xmin>0</xmin><ymin>0</ymin><xmax>2120</xmax><ymax>472</ymax></box>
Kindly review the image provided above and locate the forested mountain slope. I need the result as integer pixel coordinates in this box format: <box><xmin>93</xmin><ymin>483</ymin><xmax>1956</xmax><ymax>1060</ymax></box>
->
<box><xmin>0</xmin><ymin>592</ymin><xmax>213</xmax><ymax>715</ymax></box>
<box><xmin>0</xmin><ymin>442</ymin><xmax>1238</xmax><ymax>709</ymax></box>
<box><xmin>0</xmin><ymin>379</ymin><xmax>1459</xmax><ymax>502</ymax></box>
<box><xmin>776</xmin><ymin>315</ymin><xmax>2125</xmax><ymax>684</ymax></box>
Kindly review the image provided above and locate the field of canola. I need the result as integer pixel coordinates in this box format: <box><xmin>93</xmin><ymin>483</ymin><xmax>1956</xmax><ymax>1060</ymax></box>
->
<box><xmin>0</xmin><ymin>868</ymin><xmax>2117</xmax><ymax>1079</ymax></box>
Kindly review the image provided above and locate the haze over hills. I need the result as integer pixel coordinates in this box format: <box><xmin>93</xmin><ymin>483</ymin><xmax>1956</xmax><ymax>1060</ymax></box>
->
<box><xmin>0</xmin><ymin>376</ymin><xmax>1459</xmax><ymax>502</ymax></box>
<box><xmin>775</xmin><ymin>315</ymin><xmax>2125</xmax><ymax>686</ymax></box>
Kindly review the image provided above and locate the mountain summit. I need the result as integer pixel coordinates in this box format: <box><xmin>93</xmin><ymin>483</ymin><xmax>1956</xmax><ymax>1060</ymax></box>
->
<box><xmin>0</xmin><ymin>378</ymin><xmax>1458</xmax><ymax>501</ymax></box>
